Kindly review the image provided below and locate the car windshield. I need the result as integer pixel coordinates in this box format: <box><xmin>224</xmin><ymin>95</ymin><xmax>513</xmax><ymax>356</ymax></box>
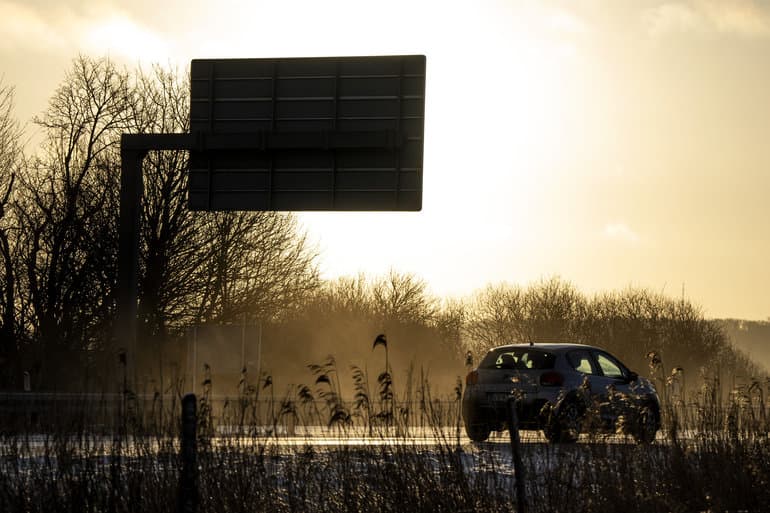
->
<box><xmin>479</xmin><ymin>348</ymin><xmax>556</xmax><ymax>370</ymax></box>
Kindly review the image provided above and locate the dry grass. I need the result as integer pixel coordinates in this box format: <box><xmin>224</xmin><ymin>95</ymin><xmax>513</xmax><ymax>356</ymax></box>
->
<box><xmin>2</xmin><ymin>361</ymin><xmax>770</xmax><ymax>513</ymax></box>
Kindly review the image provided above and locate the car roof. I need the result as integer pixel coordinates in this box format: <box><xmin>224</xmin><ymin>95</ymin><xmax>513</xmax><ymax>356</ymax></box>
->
<box><xmin>487</xmin><ymin>343</ymin><xmax>603</xmax><ymax>352</ymax></box>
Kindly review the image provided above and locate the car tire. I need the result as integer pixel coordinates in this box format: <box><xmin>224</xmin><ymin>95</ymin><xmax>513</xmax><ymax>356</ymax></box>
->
<box><xmin>464</xmin><ymin>417</ymin><xmax>492</xmax><ymax>442</ymax></box>
<box><xmin>544</xmin><ymin>399</ymin><xmax>582</xmax><ymax>444</ymax></box>
<box><xmin>632</xmin><ymin>403</ymin><xmax>659</xmax><ymax>444</ymax></box>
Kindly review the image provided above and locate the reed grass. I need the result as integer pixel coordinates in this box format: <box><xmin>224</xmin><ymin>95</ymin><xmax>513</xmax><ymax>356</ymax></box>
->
<box><xmin>1</xmin><ymin>359</ymin><xmax>769</xmax><ymax>513</ymax></box>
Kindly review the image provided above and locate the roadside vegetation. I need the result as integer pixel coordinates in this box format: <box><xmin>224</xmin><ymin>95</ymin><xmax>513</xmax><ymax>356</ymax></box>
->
<box><xmin>2</xmin><ymin>356</ymin><xmax>770</xmax><ymax>513</ymax></box>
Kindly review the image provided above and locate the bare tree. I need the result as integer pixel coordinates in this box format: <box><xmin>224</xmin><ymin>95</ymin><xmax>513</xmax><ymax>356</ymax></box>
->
<box><xmin>0</xmin><ymin>80</ymin><xmax>23</xmax><ymax>387</ymax></box>
<box><xmin>131</xmin><ymin>66</ymin><xmax>198</xmax><ymax>338</ymax></box>
<box><xmin>310</xmin><ymin>274</ymin><xmax>374</xmax><ymax>319</ymax></box>
<box><xmin>433</xmin><ymin>297</ymin><xmax>465</xmax><ymax>354</ymax></box>
<box><xmin>14</xmin><ymin>57</ymin><xmax>133</xmax><ymax>388</ymax></box>
<box><xmin>465</xmin><ymin>277</ymin><xmax>587</xmax><ymax>349</ymax></box>
<box><xmin>191</xmin><ymin>211</ymin><xmax>319</xmax><ymax>325</ymax></box>
<box><xmin>524</xmin><ymin>276</ymin><xmax>586</xmax><ymax>342</ymax></box>
<box><xmin>371</xmin><ymin>270</ymin><xmax>436</xmax><ymax>325</ymax></box>
<box><xmin>464</xmin><ymin>283</ymin><xmax>528</xmax><ymax>351</ymax></box>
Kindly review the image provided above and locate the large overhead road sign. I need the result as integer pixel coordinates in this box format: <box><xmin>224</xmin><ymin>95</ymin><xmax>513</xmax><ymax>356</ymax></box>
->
<box><xmin>187</xmin><ymin>55</ymin><xmax>426</xmax><ymax>211</ymax></box>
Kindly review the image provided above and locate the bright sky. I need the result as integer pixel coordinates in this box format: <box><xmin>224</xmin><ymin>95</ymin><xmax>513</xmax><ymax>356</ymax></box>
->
<box><xmin>2</xmin><ymin>0</ymin><xmax>769</xmax><ymax>320</ymax></box>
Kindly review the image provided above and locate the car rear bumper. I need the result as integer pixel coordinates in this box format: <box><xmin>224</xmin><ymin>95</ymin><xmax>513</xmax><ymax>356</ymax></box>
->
<box><xmin>462</xmin><ymin>388</ymin><xmax>557</xmax><ymax>429</ymax></box>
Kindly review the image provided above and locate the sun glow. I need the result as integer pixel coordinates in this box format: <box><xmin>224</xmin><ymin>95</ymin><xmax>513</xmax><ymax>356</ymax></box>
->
<box><xmin>84</xmin><ymin>16</ymin><xmax>172</xmax><ymax>62</ymax></box>
<box><xmin>294</xmin><ymin>4</ymin><xmax>594</xmax><ymax>296</ymax></box>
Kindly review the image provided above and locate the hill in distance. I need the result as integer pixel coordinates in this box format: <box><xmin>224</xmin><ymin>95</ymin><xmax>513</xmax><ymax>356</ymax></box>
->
<box><xmin>720</xmin><ymin>319</ymin><xmax>770</xmax><ymax>374</ymax></box>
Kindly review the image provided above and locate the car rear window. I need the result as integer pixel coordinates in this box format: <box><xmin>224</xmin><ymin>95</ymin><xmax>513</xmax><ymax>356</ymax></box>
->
<box><xmin>479</xmin><ymin>348</ymin><xmax>556</xmax><ymax>370</ymax></box>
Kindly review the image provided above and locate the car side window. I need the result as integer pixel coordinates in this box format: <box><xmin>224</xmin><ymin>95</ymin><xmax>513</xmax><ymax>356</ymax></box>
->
<box><xmin>567</xmin><ymin>350</ymin><xmax>595</xmax><ymax>375</ymax></box>
<box><xmin>594</xmin><ymin>351</ymin><xmax>626</xmax><ymax>379</ymax></box>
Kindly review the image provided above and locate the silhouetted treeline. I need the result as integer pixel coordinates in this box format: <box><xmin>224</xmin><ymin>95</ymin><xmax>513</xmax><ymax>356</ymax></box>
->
<box><xmin>463</xmin><ymin>279</ymin><xmax>760</xmax><ymax>388</ymax></box>
<box><xmin>209</xmin><ymin>275</ymin><xmax>761</xmax><ymax>400</ymax></box>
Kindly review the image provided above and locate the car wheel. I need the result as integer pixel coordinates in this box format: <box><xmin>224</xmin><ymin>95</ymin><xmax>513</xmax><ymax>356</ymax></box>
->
<box><xmin>633</xmin><ymin>404</ymin><xmax>659</xmax><ymax>444</ymax></box>
<box><xmin>464</xmin><ymin>417</ymin><xmax>491</xmax><ymax>442</ymax></box>
<box><xmin>544</xmin><ymin>399</ymin><xmax>582</xmax><ymax>444</ymax></box>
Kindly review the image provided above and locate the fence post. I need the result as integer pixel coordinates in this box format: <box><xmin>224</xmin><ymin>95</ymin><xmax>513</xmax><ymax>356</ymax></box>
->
<box><xmin>508</xmin><ymin>396</ymin><xmax>527</xmax><ymax>513</ymax></box>
<box><xmin>178</xmin><ymin>393</ymin><xmax>198</xmax><ymax>513</ymax></box>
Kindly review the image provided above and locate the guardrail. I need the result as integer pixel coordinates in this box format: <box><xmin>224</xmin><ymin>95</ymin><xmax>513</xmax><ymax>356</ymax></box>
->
<box><xmin>2</xmin><ymin>392</ymin><xmax>770</xmax><ymax>439</ymax></box>
<box><xmin>0</xmin><ymin>392</ymin><xmax>464</xmax><ymax>435</ymax></box>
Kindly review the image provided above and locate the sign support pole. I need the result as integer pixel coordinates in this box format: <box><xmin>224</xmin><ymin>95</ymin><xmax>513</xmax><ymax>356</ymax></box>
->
<box><xmin>116</xmin><ymin>143</ymin><xmax>146</xmax><ymax>389</ymax></box>
<box><xmin>117</xmin><ymin>134</ymin><xmax>195</xmax><ymax>388</ymax></box>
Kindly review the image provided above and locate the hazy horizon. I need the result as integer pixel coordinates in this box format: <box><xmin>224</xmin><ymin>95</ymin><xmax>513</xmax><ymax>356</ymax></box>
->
<box><xmin>2</xmin><ymin>0</ymin><xmax>770</xmax><ymax>320</ymax></box>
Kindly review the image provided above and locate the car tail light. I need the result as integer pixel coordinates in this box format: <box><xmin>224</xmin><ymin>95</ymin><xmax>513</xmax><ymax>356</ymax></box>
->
<box><xmin>466</xmin><ymin>370</ymin><xmax>479</xmax><ymax>385</ymax></box>
<box><xmin>540</xmin><ymin>371</ymin><xmax>564</xmax><ymax>387</ymax></box>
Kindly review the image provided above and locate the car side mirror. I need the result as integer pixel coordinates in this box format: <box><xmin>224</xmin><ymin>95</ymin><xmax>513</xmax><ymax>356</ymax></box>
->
<box><xmin>627</xmin><ymin>371</ymin><xmax>639</xmax><ymax>383</ymax></box>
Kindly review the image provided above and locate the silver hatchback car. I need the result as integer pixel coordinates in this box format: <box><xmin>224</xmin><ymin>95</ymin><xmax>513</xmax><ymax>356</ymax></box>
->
<box><xmin>462</xmin><ymin>343</ymin><xmax>660</xmax><ymax>443</ymax></box>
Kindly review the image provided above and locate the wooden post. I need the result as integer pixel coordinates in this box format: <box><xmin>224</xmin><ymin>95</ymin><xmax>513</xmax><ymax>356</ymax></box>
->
<box><xmin>178</xmin><ymin>394</ymin><xmax>198</xmax><ymax>513</ymax></box>
<box><xmin>508</xmin><ymin>396</ymin><xmax>527</xmax><ymax>513</ymax></box>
